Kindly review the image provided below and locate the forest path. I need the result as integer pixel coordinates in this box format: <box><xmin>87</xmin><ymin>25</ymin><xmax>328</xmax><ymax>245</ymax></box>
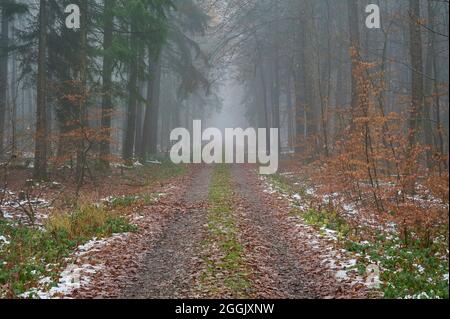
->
<box><xmin>122</xmin><ymin>166</ymin><xmax>212</xmax><ymax>299</ymax></box>
<box><xmin>121</xmin><ymin>164</ymin><xmax>358</xmax><ymax>299</ymax></box>
<box><xmin>230</xmin><ymin>165</ymin><xmax>317</xmax><ymax>298</ymax></box>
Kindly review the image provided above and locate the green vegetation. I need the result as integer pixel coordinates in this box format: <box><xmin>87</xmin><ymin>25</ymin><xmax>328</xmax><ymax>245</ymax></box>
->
<box><xmin>269</xmin><ymin>173</ymin><xmax>298</xmax><ymax>194</ymax></box>
<box><xmin>122</xmin><ymin>160</ymin><xmax>187</xmax><ymax>187</ymax></box>
<box><xmin>346</xmin><ymin>236</ymin><xmax>449</xmax><ymax>299</ymax></box>
<box><xmin>292</xmin><ymin>208</ymin><xmax>352</xmax><ymax>240</ymax></box>
<box><xmin>0</xmin><ymin>159</ymin><xmax>186</xmax><ymax>298</ymax></box>
<box><xmin>144</xmin><ymin>160</ymin><xmax>187</xmax><ymax>184</ymax></box>
<box><xmin>270</xmin><ymin>175</ymin><xmax>449</xmax><ymax>299</ymax></box>
<box><xmin>108</xmin><ymin>193</ymin><xmax>157</xmax><ymax>208</ymax></box>
<box><xmin>201</xmin><ymin>165</ymin><xmax>251</xmax><ymax>297</ymax></box>
<box><xmin>0</xmin><ymin>204</ymin><xmax>136</xmax><ymax>297</ymax></box>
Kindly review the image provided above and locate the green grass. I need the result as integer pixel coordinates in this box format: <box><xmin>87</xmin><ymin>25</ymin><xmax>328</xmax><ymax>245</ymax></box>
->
<box><xmin>201</xmin><ymin>165</ymin><xmax>251</xmax><ymax>297</ymax></box>
<box><xmin>0</xmin><ymin>204</ymin><xmax>136</xmax><ymax>298</ymax></box>
<box><xmin>0</xmin><ymin>159</ymin><xmax>184</xmax><ymax>298</ymax></box>
<box><xmin>293</xmin><ymin>208</ymin><xmax>352</xmax><ymax>239</ymax></box>
<box><xmin>139</xmin><ymin>159</ymin><xmax>187</xmax><ymax>185</ymax></box>
<box><xmin>107</xmin><ymin>193</ymin><xmax>157</xmax><ymax>209</ymax></box>
<box><xmin>269</xmin><ymin>174</ymin><xmax>449</xmax><ymax>299</ymax></box>
<box><xmin>118</xmin><ymin>159</ymin><xmax>187</xmax><ymax>189</ymax></box>
<box><xmin>269</xmin><ymin>173</ymin><xmax>298</xmax><ymax>194</ymax></box>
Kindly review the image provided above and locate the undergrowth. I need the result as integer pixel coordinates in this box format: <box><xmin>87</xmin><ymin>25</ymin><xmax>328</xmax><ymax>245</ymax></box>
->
<box><xmin>270</xmin><ymin>174</ymin><xmax>449</xmax><ymax>299</ymax></box>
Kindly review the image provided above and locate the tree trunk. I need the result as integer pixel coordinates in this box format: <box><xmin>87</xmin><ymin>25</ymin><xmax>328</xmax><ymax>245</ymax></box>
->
<box><xmin>0</xmin><ymin>8</ymin><xmax>8</xmax><ymax>157</ymax></box>
<box><xmin>140</xmin><ymin>49</ymin><xmax>160</xmax><ymax>160</ymax></box>
<box><xmin>347</xmin><ymin>0</ymin><xmax>361</xmax><ymax>117</ymax></box>
<box><xmin>408</xmin><ymin>0</ymin><xmax>424</xmax><ymax>147</ymax></box>
<box><xmin>301</xmin><ymin>0</ymin><xmax>318</xmax><ymax>139</ymax></box>
<box><xmin>10</xmin><ymin>20</ymin><xmax>16</xmax><ymax>156</ymax></box>
<box><xmin>271</xmin><ymin>58</ymin><xmax>280</xmax><ymax>153</ymax></box>
<box><xmin>34</xmin><ymin>0</ymin><xmax>48</xmax><ymax>180</ymax></box>
<box><xmin>134</xmin><ymin>80</ymin><xmax>145</xmax><ymax>158</ymax></box>
<box><xmin>423</xmin><ymin>0</ymin><xmax>435</xmax><ymax>169</ymax></box>
<box><xmin>123</xmin><ymin>26</ymin><xmax>139</xmax><ymax>162</ymax></box>
<box><xmin>76</xmin><ymin>0</ymin><xmax>89</xmax><ymax>189</ymax></box>
<box><xmin>100</xmin><ymin>0</ymin><xmax>115</xmax><ymax>168</ymax></box>
<box><xmin>149</xmin><ymin>54</ymin><xmax>161</xmax><ymax>155</ymax></box>
<box><xmin>258</xmin><ymin>61</ymin><xmax>270</xmax><ymax>154</ymax></box>
<box><xmin>286</xmin><ymin>70</ymin><xmax>294</xmax><ymax>151</ymax></box>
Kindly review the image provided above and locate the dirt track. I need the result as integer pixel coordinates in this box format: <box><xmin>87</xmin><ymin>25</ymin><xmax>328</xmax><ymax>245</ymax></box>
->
<box><xmin>119</xmin><ymin>165</ymin><xmax>366</xmax><ymax>299</ymax></box>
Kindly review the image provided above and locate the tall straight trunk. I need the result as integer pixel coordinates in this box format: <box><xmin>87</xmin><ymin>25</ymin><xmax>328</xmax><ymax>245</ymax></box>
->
<box><xmin>408</xmin><ymin>0</ymin><xmax>424</xmax><ymax>147</ymax></box>
<box><xmin>140</xmin><ymin>49</ymin><xmax>159</xmax><ymax>160</ymax></box>
<box><xmin>134</xmin><ymin>81</ymin><xmax>145</xmax><ymax>157</ymax></box>
<box><xmin>271</xmin><ymin>58</ymin><xmax>280</xmax><ymax>152</ymax></box>
<box><xmin>252</xmin><ymin>31</ymin><xmax>270</xmax><ymax>154</ymax></box>
<box><xmin>301</xmin><ymin>0</ymin><xmax>317</xmax><ymax>138</ymax></box>
<box><xmin>140</xmin><ymin>65</ymin><xmax>153</xmax><ymax>159</ymax></box>
<box><xmin>292</xmin><ymin>5</ymin><xmax>306</xmax><ymax>149</ymax></box>
<box><xmin>429</xmin><ymin>3</ymin><xmax>446</xmax><ymax>172</ymax></box>
<box><xmin>316</xmin><ymin>3</ymin><xmax>331</xmax><ymax>157</ymax></box>
<box><xmin>160</xmin><ymin>105</ymin><xmax>170</xmax><ymax>153</ymax></box>
<box><xmin>347</xmin><ymin>0</ymin><xmax>361</xmax><ymax>117</ymax></box>
<box><xmin>76</xmin><ymin>0</ymin><xmax>89</xmax><ymax>188</ymax></box>
<box><xmin>271</xmin><ymin>4</ymin><xmax>281</xmax><ymax>153</ymax></box>
<box><xmin>0</xmin><ymin>8</ymin><xmax>8</xmax><ymax>157</ymax></box>
<box><xmin>423</xmin><ymin>0</ymin><xmax>435</xmax><ymax>169</ymax></box>
<box><xmin>149</xmin><ymin>54</ymin><xmax>161</xmax><ymax>154</ymax></box>
<box><xmin>258</xmin><ymin>61</ymin><xmax>270</xmax><ymax>154</ymax></box>
<box><xmin>293</xmin><ymin>67</ymin><xmax>305</xmax><ymax>145</ymax></box>
<box><xmin>34</xmin><ymin>0</ymin><xmax>48</xmax><ymax>180</ymax></box>
<box><xmin>123</xmin><ymin>26</ymin><xmax>138</xmax><ymax>162</ymax></box>
<box><xmin>100</xmin><ymin>0</ymin><xmax>115</xmax><ymax>167</ymax></box>
<box><xmin>286</xmin><ymin>71</ymin><xmax>294</xmax><ymax>150</ymax></box>
<box><xmin>335</xmin><ymin>59</ymin><xmax>345</xmax><ymax>133</ymax></box>
<box><xmin>11</xmin><ymin>22</ymin><xmax>16</xmax><ymax>155</ymax></box>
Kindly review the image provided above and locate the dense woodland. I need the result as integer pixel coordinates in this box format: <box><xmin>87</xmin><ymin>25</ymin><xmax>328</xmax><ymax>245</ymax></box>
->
<box><xmin>0</xmin><ymin>0</ymin><xmax>449</xmax><ymax>300</ymax></box>
<box><xmin>0</xmin><ymin>0</ymin><xmax>448</xmax><ymax>178</ymax></box>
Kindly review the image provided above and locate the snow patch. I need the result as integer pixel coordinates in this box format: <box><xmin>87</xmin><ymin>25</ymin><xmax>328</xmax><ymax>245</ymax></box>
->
<box><xmin>21</xmin><ymin>263</ymin><xmax>104</xmax><ymax>299</ymax></box>
<box><xmin>0</xmin><ymin>235</ymin><xmax>10</xmax><ymax>246</ymax></box>
<box><xmin>21</xmin><ymin>234</ymin><xmax>127</xmax><ymax>299</ymax></box>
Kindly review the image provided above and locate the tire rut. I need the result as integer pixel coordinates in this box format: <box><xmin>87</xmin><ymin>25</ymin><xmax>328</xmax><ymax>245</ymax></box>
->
<box><xmin>231</xmin><ymin>165</ymin><xmax>317</xmax><ymax>299</ymax></box>
<box><xmin>122</xmin><ymin>166</ymin><xmax>212</xmax><ymax>299</ymax></box>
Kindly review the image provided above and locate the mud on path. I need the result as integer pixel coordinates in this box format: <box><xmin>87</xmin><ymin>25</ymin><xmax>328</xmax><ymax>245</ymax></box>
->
<box><xmin>122</xmin><ymin>166</ymin><xmax>213</xmax><ymax>299</ymax></box>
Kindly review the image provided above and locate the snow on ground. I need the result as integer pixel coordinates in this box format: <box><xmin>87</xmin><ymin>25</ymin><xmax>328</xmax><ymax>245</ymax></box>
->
<box><xmin>2</xmin><ymin>198</ymin><xmax>49</xmax><ymax>210</ymax></box>
<box><xmin>262</xmin><ymin>177</ymin><xmax>378</xmax><ymax>290</ymax></box>
<box><xmin>19</xmin><ymin>188</ymin><xmax>171</xmax><ymax>299</ymax></box>
<box><xmin>0</xmin><ymin>235</ymin><xmax>10</xmax><ymax>247</ymax></box>
<box><xmin>110</xmin><ymin>161</ymin><xmax>147</xmax><ymax>169</ymax></box>
<box><xmin>20</xmin><ymin>234</ymin><xmax>128</xmax><ymax>299</ymax></box>
<box><xmin>1</xmin><ymin>188</ymin><xmax>51</xmax><ymax>226</ymax></box>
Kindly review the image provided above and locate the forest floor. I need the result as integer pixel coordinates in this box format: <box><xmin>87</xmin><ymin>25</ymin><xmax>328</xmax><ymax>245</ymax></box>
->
<box><xmin>1</xmin><ymin>161</ymin><xmax>448</xmax><ymax>299</ymax></box>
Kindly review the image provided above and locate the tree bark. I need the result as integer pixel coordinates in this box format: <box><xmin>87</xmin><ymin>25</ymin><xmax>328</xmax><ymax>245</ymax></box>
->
<box><xmin>408</xmin><ymin>0</ymin><xmax>424</xmax><ymax>147</ymax></box>
<box><xmin>123</xmin><ymin>25</ymin><xmax>139</xmax><ymax>162</ymax></box>
<box><xmin>149</xmin><ymin>54</ymin><xmax>161</xmax><ymax>155</ymax></box>
<box><xmin>100</xmin><ymin>0</ymin><xmax>115</xmax><ymax>168</ymax></box>
<box><xmin>140</xmin><ymin>49</ymin><xmax>159</xmax><ymax>160</ymax></box>
<box><xmin>76</xmin><ymin>0</ymin><xmax>89</xmax><ymax>189</ymax></box>
<box><xmin>423</xmin><ymin>0</ymin><xmax>435</xmax><ymax>169</ymax></box>
<box><xmin>347</xmin><ymin>0</ymin><xmax>361</xmax><ymax>117</ymax></box>
<box><xmin>0</xmin><ymin>7</ymin><xmax>8</xmax><ymax>157</ymax></box>
<box><xmin>34</xmin><ymin>0</ymin><xmax>48</xmax><ymax>180</ymax></box>
<box><xmin>134</xmin><ymin>80</ymin><xmax>145</xmax><ymax>157</ymax></box>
